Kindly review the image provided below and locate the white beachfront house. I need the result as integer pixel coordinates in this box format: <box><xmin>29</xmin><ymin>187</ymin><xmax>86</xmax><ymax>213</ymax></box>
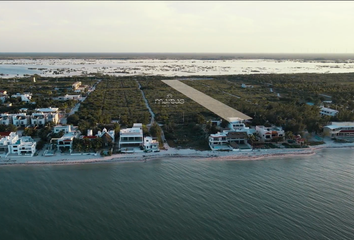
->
<box><xmin>209</xmin><ymin>132</ymin><xmax>232</xmax><ymax>151</ymax></box>
<box><xmin>143</xmin><ymin>136</ymin><xmax>159</xmax><ymax>152</ymax></box>
<box><xmin>119</xmin><ymin>123</ymin><xmax>143</xmax><ymax>153</ymax></box>
<box><xmin>57</xmin><ymin>132</ymin><xmax>76</xmax><ymax>152</ymax></box>
<box><xmin>324</xmin><ymin>122</ymin><xmax>354</xmax><ymax>138</ymax></box>
<box><xmin>12</xmin><ymin>113</ymin><xmax>28</xmax><ymax>127</ymax></box>
<box><xmin>320</xmin><ymin>107</ymin><xmax>338</xmax><ymax>117</ymax></box>
<box><xmin>52</xmin><ymin>125</ymin><xmax>80</xmax><ymax>152</ymax></box>
<box><xmin>0</xmin><ymin>132</ymin><xmax>36</xmax><ymax>157</ymax></box>
<box><xmin>209</xmin><ymin>120</ymin><xmax>253</xmax><ymax>151</ymax></box>
<box><xmin>209</xmin><ymin>131</ymin><xmax>250</xmax><ymax>151</ymax></box>
<box><xmin>0</xmin><ymin>114</ymin><xmax>12</xmax><ymax>125</ymax></box>
<box><xmin>256</xmin><ymin>125</ymin><xmax>285</xmax><ymax>141</ymax></box>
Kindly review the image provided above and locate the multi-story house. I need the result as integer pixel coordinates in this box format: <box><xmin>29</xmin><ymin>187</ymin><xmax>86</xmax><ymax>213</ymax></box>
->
<box><xmin>320</xmin><ymin>107</ymin><xmax>338</xmax><ymax>117</ymax></box>
<box><xmin>31</xmin><ymin>113</ymin><xmax>46</xmax><ymax>126</ymax></box>
<box><xmin>324</xmin><ymin>122</ymin><xmax>354</xmax><ymax>138</ymax></box>
<box><xmin>0</xmin><ymin>132</ymin><xmax>36</xmax><ymax>157</ymax></box>
<box><xmin>12</xmin><ymin>114</ymin><xmax>28</xmax><ymax>127</ymax></box>
<box><xmin>0</xmin><ymin>114</ymin><xmax>12</xmax><ymax>125</ymax></box>
<box><xmin>256</xmin><ymin>125</ymin><xmax>285</xmax><ymax>142</ymax></box>
<box><xmin>143</xmin><ymin>136</ymin><xmax>159</xmax><ymax>152</ymax></box>
<box><xmin>119</xmin><ymin>123</ymin><xmax>143</xmax><ymax>153</ymax></box>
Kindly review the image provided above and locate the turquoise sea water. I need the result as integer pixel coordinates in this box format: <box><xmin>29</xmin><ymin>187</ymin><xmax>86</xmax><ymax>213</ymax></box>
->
<box><xmin>1</xmin><ymin>148</ymin><xmax>354</xmax><ymax>240</ymax></box>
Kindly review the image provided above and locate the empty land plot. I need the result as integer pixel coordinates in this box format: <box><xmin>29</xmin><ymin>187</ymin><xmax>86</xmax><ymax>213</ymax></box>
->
<box><xmin>162</xmin><ymin>80</ymin><xmax>251</xmax><ymax>121</ymax></box>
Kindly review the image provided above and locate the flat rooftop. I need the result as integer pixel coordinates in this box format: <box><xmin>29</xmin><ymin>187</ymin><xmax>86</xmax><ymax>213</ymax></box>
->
<box><xmin>162</xmin><ymin>80</ymin><xmax>251</xmax><ymax>121</ymax></box>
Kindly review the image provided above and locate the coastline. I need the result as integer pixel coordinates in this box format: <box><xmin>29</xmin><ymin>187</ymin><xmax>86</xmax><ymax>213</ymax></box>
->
<box><xmin>1</xmin><ymin>142</ymin><xmax>353</xmax><ymax>167</ymax></box>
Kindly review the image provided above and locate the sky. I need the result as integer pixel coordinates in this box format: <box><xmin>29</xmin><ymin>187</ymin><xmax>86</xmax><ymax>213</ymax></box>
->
<box><xmin>1</xmin><ymin>1</ymin><xmax>354</xmax><ymax>53</ymax></box>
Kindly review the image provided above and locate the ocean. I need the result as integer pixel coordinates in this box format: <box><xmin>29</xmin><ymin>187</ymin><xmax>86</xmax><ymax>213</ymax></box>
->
<box><xmin>1</xmin><ymin>148</ymin><xmax>354</xmax><ymax>240</ymax></box>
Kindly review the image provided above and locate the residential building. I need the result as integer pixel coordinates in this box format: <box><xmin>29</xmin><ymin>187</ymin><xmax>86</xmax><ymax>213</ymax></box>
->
<box><xmin>35</xmin><ymin>107</ymin><xmax>59</xmax><ymax>113</ymax></box>
<box><xmin>256</xmin><ymin>125</ymin><xmax>285</xmax><ymax>141</ymax></box>
<box><xmin>209</xmin><ymin>120</ymin><xmax>253</xmax><ymax>151</ymax></box>
<box><xmin>228</xmin><ymin>121</ymin><xmax>254</xmax><ymax>135</ymax></box>
<box><xmin>11</xmin><ymin>93</ymin><xmax>32</xmax><ymax>103</ymax></box>
<box><xmin>209</xmin><ymin>131</ymin><xmax>250</xmax><ymax>151</ymax></box>
<box><xmin>34</xmin><ymin>107</ymin><xmax>59</xmax><ymax>124</ymax></box>
<box><xmin>54</xmin><ymin>125</ymin><xmax>74</xmax><ymax>134</ymax></box>
<box><xmin>72</xmin><ymin>81</ymin><xmax>82</xmax><ymax>90</ymax></box>
<box><xmin>52</xmin><ymin>94</ymin><xmax>82</xmax><ymax>101</ymax></box>
<box><xmin>0</xmin><ymin>91</ymin><xmax>8</xmax><ymax>103</ymax></box>
<box><xmin>53</xmin><ymin>125</ymin><xmax>80</xmax><ymax>152</ymax></box>
<box><xmin>320</xmin><ymin>107</ymin><xmax>338</xmax><ymax>117</ymax></box>
<box><xmin>96</xmin><ymin>128</ymin><xmax>115</xmax><ymax>146</ymax></box>
<box><xmin>0</xmin><ymin>114</ymin><xmax>12</xmax><ymax>125</ymax></box>
<box><xmin>12</xmin><ymin>114</ymin><xmax>28</xmax><ymax>127</ymax></box>
<box><xmin>31</xmin><ymin>113</ymin><xmax>46</xmax><ymax>126</ymax></box>
<box><xmin>324</xmin><ymin>122</ymin><xmax>354</xmax><ymax>138</ymax></box>
<box><xmin>143</xmin><ymin>136</ymin><xmax>159</xmax><ymax>152</ymax></box>
<box><xmin>57</xmin><ymin>132</ymin><xmax>75</xmax><ymax>152</ymax></box>
<box><xmin>119</xmin><ymin>123</ymin><xmax>143</xmax><ymax>153</ymax></box>
<box><xmin>0</xmin><ymin>132</ymin><xmax>36</xmax><ymax>157</ymax></box>
<box><xmin>209</xmin><ymin>132</ymin><xmax>232</xmax><ymax>151</ymax></box>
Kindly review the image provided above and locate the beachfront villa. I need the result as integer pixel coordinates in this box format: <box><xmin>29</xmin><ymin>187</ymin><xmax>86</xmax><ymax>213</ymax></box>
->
<box><xmin>96</xmin><ymin>128</ymin><xmax>115</xmax><ymax>147</ymax></box>
<box><xmin>209</xmin><ymin>120</ymin><xmax>253</xmax><ymax>151</ymax></box>
<box><xmin>119</xmin><ymin>123</ymin><xmax>143</xmax><ymax>153</ymax></box>
<box><xmin>143</xmin><ymin>136</ymin><xmax>159</xmax><ymax>152</ymax></box>
<box><xmin>324</xmin><ymin>122</ymin><xmax>354</xmax><ymax>138</ymax></box>
<box><xmin>56</xmin><ymin>132</ymin><xmax>76</xmax><ymax>152</ymax></box>
<box><xmin>320</xmin><ymin>107</ymin><xmax>338</xmax><ymax>117</ymax></box>
<box><xmin>256</xmin><ymin>125</ymin><xmax>285</xmax><ymax>142</ymax></box>
<box><xmin>0</xmin><ymin>132</ymin><xmax>36</xmax><ymax>157</ymax></box>
<box><xmin>51</xmin><ymin>125</ymin><xmax>80</xmax><ymax>152</ymax></box>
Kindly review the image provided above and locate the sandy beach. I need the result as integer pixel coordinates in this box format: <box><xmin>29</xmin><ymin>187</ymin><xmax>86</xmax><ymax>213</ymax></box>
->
<box><xmin>0</xmin><ymin>140</ymin><xmax>352</xmax><ymax>166</ymax></box>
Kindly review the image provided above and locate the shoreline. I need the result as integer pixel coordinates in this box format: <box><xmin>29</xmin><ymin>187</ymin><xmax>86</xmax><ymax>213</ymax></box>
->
<box><xmin>1</xmin><ymin>142</ymin><xmax>353</xmax><ymax>167</ymax></box>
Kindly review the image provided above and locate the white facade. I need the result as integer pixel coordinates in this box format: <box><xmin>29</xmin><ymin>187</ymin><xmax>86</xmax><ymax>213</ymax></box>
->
<box><xmin>209</xmin><ymin>120</ymin><xmax>252</xmax><ymax>151</ymax></box>
<box><xmin>256</xmin><ymin>126</ymin><xmax>285</xmax><ymax>141</ymax></box>
<box><xmin>33</xmin><ymin>108</ymin><xmax>59</xmax><ymax>125</ymax></box>
<box><xmin>119</xmin><ymin>124</ymin><xmax>143</xmax><ymax>152</ymax></box>
<box><xmin>11</xmin><ymin>93</ymin><xmax>32</xmax><ymax>102</ymax></box>
<box><xmin>320</xmin><ymin>107</ymin><xmax>338</xmax><ymax>117</ymax></box>
<box><xmin>209</xmin><ymin>132</ymin><xmax>232</xmax><ymax>151</ymax></box>
<box><xmin>324</xmin><ymin>122</ymin><xmax>354</xmax><ymax>138</ymax></box>
<box><xmin>31</xmin><ymin>113</ymin><xmax>46</xmax><ymax>126</ymax></box>
<box><xmin>0</xmin><ymin>132</ymin><xmax>36</xmax><ymax>157</ymax></box>
<box><xmin>0</xmin><ymin>114</ymin><xmax>11</xmax><ymax>125</ymax></box>
<box><xmin>57</xmin><ymin>133</ymin><xmax>75</xmax><ymax>152</ymax></box>
<box><xmin>12</xmin><ymin>114</ymin><xmax>28</xmax><ymax>127</ymax></box>
<box><xmin>143</xmin><ymin>136</ymin><xmax>159</xmax><ymax>152</ymax></box>
<box><xmin>53</xmin><ymin>94</ymin><xmax>82</xmax><ymax>101</ymax></box>
<box><xmin>35</xmin><ymin>107</ymin><xmax>59</xmax><ymax>113</ymax></box>
<box><xmin>228</xmin><ymin>121</ymin><xmax>254</xmax><ymax>135</ymax></box>
<box><xmin>54</xmin><ymin>125</ymin><xmax>73</xmax><ymax>134</ymax></box>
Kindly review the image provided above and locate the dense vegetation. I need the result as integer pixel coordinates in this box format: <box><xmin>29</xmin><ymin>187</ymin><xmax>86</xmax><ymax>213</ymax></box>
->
<box><xmin>0</xmin><ymin>74</ymin><xmax>96</xmax><ymax>113</ymax></box>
